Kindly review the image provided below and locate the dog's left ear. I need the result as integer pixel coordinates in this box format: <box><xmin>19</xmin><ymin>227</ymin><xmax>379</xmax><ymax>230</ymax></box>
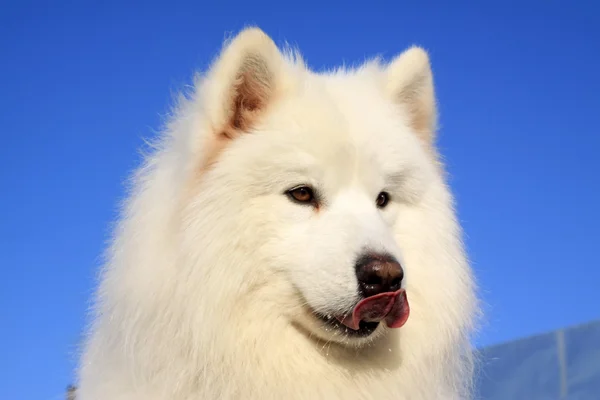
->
<box><xmin>385</xmin><ymin>47</ymin><xmax>437</xmax><ymax>145</ymax></box>
<box><xmin>202</xmin><ymin>27</ymin><xmax>288</xmax><ymax>139</ymax></box>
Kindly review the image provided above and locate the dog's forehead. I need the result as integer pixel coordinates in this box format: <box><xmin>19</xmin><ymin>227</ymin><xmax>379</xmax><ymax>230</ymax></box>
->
<box><xmin>265</xmin><ymin>73</ymin><xmax>417</xmax><ymax>173</ymax></box>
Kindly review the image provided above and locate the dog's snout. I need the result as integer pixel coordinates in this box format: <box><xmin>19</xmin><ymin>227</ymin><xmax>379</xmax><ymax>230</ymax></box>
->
<box><xmin>355</xmin><ymin>253</ymin><xmax>404</xmax><ymax>297</ymax></box>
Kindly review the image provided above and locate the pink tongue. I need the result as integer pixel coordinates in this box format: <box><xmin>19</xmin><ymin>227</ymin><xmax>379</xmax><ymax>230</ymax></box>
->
<box><xmin>336</xmin><ymin>289</ymin><xmax>410</xmax><ymax>331</ymax></box>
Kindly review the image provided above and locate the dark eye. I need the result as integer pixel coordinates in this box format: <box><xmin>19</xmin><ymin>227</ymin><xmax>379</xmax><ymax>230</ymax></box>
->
<box><xmin>287</xmin><ymin>186</ymin><xmax>315</xmax><ymax>205</ymax></box>
<box><xmin>376</xmin><ymin>192</ymin><xmax>390</xmax><ymax>208</ymax></box>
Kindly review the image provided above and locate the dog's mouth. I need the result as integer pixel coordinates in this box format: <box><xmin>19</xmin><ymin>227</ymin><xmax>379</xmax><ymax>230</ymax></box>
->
<box><xmin>317</xmin><ymin>314</ymin><xmax>382</xmax><ymax>337</ymax></box>
<box><xmin>316</xmin><ymin>289</ymin><xmax>410</xmax><ymax>338</ymax></box>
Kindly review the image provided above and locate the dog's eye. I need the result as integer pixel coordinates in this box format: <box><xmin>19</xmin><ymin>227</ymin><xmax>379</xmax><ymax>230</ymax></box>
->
<box><xmin>376</xmin><ymin>192</ymin><xmax>390</xmax><ymax>208</ymax></box>
<box><xmin>287</xmin><ymin>186</ymin><xmax>315</xmax><ymax>205</ymax></box>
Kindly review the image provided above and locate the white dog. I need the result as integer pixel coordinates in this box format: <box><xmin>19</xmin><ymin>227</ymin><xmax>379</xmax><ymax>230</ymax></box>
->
<box><xmin>77</xmin><ymin>27</ymin><xmax>478</xmax><ymax>399</ymax></box>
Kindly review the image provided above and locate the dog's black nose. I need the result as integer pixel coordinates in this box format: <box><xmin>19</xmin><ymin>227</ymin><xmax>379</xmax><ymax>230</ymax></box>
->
<box><xmin>355</xmin><ymin>253</ymin><xmax>404</xmax><ymax>297</ymax></box>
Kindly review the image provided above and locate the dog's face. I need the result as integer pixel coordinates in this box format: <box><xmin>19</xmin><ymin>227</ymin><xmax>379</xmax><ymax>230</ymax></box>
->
<box><xmin>219</xmin><ymin>93</ymin><xmax>435</xmax><ymax>346</ymax></box>
<box><xmin>187</xmin><ymin>28</ymin><xmax>469</xmax><ymax>347</ymax></box>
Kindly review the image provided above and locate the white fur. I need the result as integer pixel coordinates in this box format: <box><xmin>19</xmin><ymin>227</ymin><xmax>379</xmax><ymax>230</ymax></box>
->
<box><xmin>77</xmin><ymin>28</ymin><xmax>479</xmax><ymax>399</ymax></box>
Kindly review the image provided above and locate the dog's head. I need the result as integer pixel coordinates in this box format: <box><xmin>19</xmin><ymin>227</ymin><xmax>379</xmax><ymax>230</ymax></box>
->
<box><xmin>181</xmin><ymin>28</ymin><xmax>475</xmax><ymax>348</ymax></box>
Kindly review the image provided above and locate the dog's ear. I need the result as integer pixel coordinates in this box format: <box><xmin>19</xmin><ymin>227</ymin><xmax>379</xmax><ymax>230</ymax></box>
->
<box><xmin>385</xmin><ymin>47</ymin><xmax>437</xmax><ymax>145</ymax></box>
<box><xmin>202</xmin><ymin>27</ymin><xmax>286</xmax><ymax>138</ymax></box>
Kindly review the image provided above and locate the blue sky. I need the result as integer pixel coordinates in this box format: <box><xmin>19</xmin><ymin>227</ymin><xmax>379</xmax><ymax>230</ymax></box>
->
<box><xmin>1</xmin><ymin>1</ymin><xmax>599</xmax><ymax>398</ymax></box>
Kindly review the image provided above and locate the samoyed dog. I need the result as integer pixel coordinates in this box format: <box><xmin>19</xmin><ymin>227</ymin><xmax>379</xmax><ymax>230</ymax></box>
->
<box><xmin>77</xmin><ymin>27</ymin><xmax>478</xmax><ymax>399</ymax></box>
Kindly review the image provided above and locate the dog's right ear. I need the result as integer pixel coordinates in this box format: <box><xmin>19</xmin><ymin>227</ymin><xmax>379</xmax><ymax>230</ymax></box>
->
<box><xmin>202</xmin><ymin>27</ymin><xmax>287</xmax><ymax>139</ymax></box>
<box><xmin>385</xmin><ymin>47</ymin><xmax>437</xmax><ymax>146</ymax></box>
